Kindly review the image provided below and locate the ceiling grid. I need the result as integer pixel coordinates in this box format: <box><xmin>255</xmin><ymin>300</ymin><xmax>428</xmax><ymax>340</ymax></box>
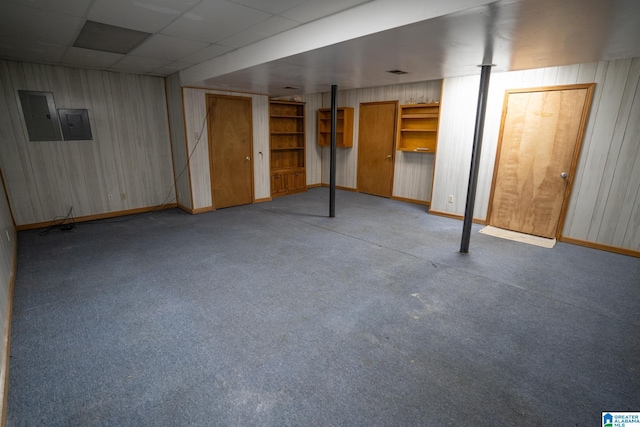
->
<box><xmin>0</xmin><ymin>0</ymin><xmax>638</xmax><ymax>96</ymax></box>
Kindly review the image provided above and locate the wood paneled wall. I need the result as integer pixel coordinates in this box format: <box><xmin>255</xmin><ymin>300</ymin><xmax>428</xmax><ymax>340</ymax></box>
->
<box><xmin>182</xmin><ymin>88</ymin><xmax>270</xmax><ymax>210</ymax></box>
<box><xmin>0</xmin><ymin>173</ymin><xmax>16</xmax><ymax>423</ymax></box>
<box><xmin>433</xmin><ymin>57</ymin><xmax>640</xmax><ymax>251</ymax></box>
<box><xmin>431</xmin><ymin>74</ymin><xmax>486</xmax><ymax>217</ymax></box>
<box><xmin>299</xmin><ymin>93</ymin><xmax>323</xmax><ymax>186</ymax></box>
<box><xmin>310</xmin><ymin>81</ymin><xmax>442</xmax><ymax>202</ymax></box>
<box><xmin>0</xmin><ymin>60</ymin><xmax>174</xmax><ymax>226</ymax></box>
<box><xmin>165</xmin><ymin>73</ymin><xmax>192</xmax><ymax>211</ymax></box>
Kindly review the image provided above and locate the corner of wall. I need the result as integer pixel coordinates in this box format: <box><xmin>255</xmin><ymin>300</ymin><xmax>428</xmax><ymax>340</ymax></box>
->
<box><xmin>0</xmin><ymin>169</ymin><xmax>17</xmax><ymax>426</ymax></box>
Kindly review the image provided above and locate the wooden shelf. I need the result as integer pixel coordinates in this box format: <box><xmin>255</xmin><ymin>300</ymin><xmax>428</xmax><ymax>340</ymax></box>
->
<box><xmin>397</xmin><ymin>103</ymin><xmax>440</xmax><ymax>153</ymax></box>
<box><xmin>272</xmin><ymin>166</ymin><xmax>304</xmax><ymax>170</ymax></box>
<box><xmin>317</xmin><ymin>107</ymin><xmax>354</xmax><ymax>147</ymax></box>
<box><xmin>397</xmin><ymin>147</ymin><xmax>435</xmax><ymax>153</ymax></box>
<box><xmin>402</xmin><ymin>113</ymin><xmax>439</xmax><ymax>119</ymax></box>
<box><xmin>270</xmin><ymin>100</ymin><xmax>306</xmax><ymax>197</ymax></box>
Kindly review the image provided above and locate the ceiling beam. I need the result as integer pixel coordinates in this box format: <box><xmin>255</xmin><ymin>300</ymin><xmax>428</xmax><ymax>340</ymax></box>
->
<box><xmin>179</xmin><ymin>0</ymin><xmax>496</xmax><ymax>86</ymax></box>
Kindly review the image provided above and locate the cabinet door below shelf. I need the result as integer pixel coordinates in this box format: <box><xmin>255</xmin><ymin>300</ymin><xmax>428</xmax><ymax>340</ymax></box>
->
<box><xmin>287</xmin><ymin>170</ymin><xmax>306</xmax><ymax>192</ymax></box>
<box><xmin>271</xmin><ymin>172</ymin><xmax>287</xmax><ymax>196</ymax></box>
<box><xmin>271</xmin><ymin>169</ymin><xmax>306</xmax><ymax>196</ymax></box>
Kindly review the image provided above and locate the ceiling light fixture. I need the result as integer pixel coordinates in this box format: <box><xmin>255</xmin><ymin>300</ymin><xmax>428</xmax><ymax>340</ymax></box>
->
<box><xmin>387</xmin><ymin>69</ymin><xmax>408</xmax><ymax>75</ymax></box>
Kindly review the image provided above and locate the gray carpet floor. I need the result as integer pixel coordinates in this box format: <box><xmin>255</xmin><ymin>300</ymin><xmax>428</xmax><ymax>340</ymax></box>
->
<box><xmin>8</xmin><ymin>188</ymin><xmax>640</xmax><ymax>426</ymax></box>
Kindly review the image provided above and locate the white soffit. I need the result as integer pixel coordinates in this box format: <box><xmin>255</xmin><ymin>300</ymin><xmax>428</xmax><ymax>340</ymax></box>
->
<box><xmin>179</xmin><ymin>0</ymin><xmax>497</xmax><ymax>85</ymax></box>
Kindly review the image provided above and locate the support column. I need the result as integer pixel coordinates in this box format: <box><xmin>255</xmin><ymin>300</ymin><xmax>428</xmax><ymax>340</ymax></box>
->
<box><xmin>460</xmin><ymin>65</ymin><xmax>493</xmax><ymax>253</ymax></box>
<box><xmin>329</xmin><ymin>84</ymin><xmax>337</xmax><ymax>218</ymax></box>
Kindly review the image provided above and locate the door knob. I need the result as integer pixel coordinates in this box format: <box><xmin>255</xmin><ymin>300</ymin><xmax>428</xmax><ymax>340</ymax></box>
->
<box><xmin>246</xmin><ymin>157</ymin><xmax>250</xmax><ymax>161</ymax></box>
<box><xmin>560</xmin><ymin>172</ymin><xmax>568</xmax><ymax>179</ymax></box>
<box><xmin>386</xmin><ymin>155</ymin><xmax>392</xmax><ymax>159</ymax></box>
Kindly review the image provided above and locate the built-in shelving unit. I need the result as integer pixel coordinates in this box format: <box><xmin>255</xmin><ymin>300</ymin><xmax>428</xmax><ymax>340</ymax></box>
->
<box><xmin>397</xmin><ymin>103</ymin><xmax>440</xmax><ymax>153</ymax></box>
<box><xmin>317</xmin><ymin>107</ymin><xmax>354</xmax><ymax>147</ymax></box>
<box><xmin>269</xmin><ymin>100</ymin><xmax>306</xmax><ymax>197</ymax></box>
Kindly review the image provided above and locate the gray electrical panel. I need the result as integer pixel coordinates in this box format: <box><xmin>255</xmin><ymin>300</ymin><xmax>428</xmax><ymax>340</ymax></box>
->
<box><xmin>18</xmin><ymin>90</ymin><xmax>63</xmax><ymax>141</ymax></box>
<box><xmin>58</xmin><ymin>109</ymin><xmax>93</xmax><ymax>140</ymax></box>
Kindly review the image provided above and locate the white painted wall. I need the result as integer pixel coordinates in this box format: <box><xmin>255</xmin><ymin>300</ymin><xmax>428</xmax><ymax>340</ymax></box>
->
<box><xmin>433</xmin><ymin>57</ymin><xmax>640</xmax><ymax>251</ymax></box>
<box><xmin>0</xmin><ymin>60</ymin><xmax>175</xmax><ymax>226</ymax></box>
<box><xmin>182</xmin><ymin>88</ymin><xmax>270</xmax><ymax>210</ymax></box>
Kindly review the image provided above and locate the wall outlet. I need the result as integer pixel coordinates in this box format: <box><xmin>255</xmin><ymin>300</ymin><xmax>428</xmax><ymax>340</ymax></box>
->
<box><xmin>448</xmin><ymin>195</ymin><xmax>454</xmax><ymax>203</ymax></box>
<box><xmin>108</xmin><ymin>194</ymin><xmax>113</xmax><ymax>201</ymax></box>
<box><xmin>120</xmin><ymin>192</ymin><xmax>127</xmax><ymax>200</ymax></box>
<box><xmin>177</xmin><ymin>192</ymin><xmax>182</xmax><ymax>200</ymax></box>
<box><xmin>195</xmin><ymin>132</ymin><xmax>200</xmax><ymax>140</ymax></box>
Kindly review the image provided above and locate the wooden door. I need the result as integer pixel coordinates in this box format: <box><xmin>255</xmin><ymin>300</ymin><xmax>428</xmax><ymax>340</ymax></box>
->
<box><xmin>488</xmin><ymin>84</ymin><xmax>594</xmax><ymax>238</ymax></box>
<box><xmin>207</xmin><ymin>94</ymin><xmax>254</xmax><ymax>209</ymax></box>
<box><xmin>357</xmin><ymin>101</ymin><xmax>398</xmax><ymax>197</ymax></box>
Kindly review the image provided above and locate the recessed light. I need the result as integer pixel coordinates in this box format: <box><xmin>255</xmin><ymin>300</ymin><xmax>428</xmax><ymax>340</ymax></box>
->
<box><xmin>387</xmin><ymin>69</ymin><xmax>408</xmax><ymax>75</ymax></box>
<box><xmin>283</xmin><ymin>86</ymin><xmax>300</xmax><ymax>90</ymax></box>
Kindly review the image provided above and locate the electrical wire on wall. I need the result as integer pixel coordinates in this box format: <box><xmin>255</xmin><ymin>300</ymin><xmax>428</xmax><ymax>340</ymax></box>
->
<box><xmin>154</xmin><ymin>106</ymin><xmax>210</xmax><ymax>211</ymax></box>
<box><xmin>39</xmin><ymin>207</ymin><xmax>76</xmax><ymax>235</ymax></box>
<box><xmin>39</xmin><ymin>107</ymin><xmax>211</xmax><ymax>232</ymax></box>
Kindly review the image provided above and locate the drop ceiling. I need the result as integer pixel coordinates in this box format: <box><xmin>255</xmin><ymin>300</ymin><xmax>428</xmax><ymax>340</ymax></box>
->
<box><xmin>0</xmin><ymin>0</ymin><xmax>373</xmax><ymax>76</ymax></box>
<box><xmin>0</xmin><ymin>0</ymin><xmax>639</xmax><ymax>97</ymax></box>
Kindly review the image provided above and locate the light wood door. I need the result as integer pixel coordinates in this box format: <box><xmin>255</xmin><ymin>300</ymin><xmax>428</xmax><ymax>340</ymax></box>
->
<box><xmin>207</xmin><ymin>94</ymin><xmax>254</xmax><ymax>209</ymax></box>
<box><xmin>357</xmin><ymin>101</ymin><xmax>398</xmax><ymax>197</ymax></box>
<box><xmin>488</xmin><ymin>84</ymin><xmax>594</xmax><ymax>238</ymax></box>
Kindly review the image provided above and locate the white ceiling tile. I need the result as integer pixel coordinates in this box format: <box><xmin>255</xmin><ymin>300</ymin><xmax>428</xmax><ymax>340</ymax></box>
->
<box><xmin>61</xmin><ymin>46</ymin><xmax>124</xmax><ymax>68</ymax></box>
<box><xmin>0</xmin><ymin>3</ymin><xmax>82</xmax><ymax>45</ymax></box>
<box><xmin>218</xmin><ymin>15</ymin><xmax>299</xmax><ymax>48</ymax></box>
<box><xmin>88</xmin><ymin>0</ymin><xmax>200</xmax><ymax>33</ymax></box>
<box><xmin>161</xmin><ymin>0</ymin><xmax>271</xmax><ymax>43</ymax></box>
<box><xmin>228</xmin><ymin>0</ymin><xmax>306</xmax><ymax>14</ymax></box>
<box><xmin>0</xmin><ymin>36</ymin><xmax>66</xmax><ymax>63</ymax></box>
<box><xmin>280</xmin><ymin>0</ymin><xmax>371</xmax><ymax>23</ymax></box>
<box><xmin>148</xmin><ymin>60</ymin><xmax>194</xmax><ymax>76</ymax></box>
<box><xmin>108</xmin><ymin>55</ymin><xmax>171</xmax><ymax>74</ymax></box>
<box><xmin>1</xmin><ymin>0</ymin><xmax>93</xmax><ymax>16</ymax></box>
<box><xmin>129</xmin><ymin>34</ymin><xmax>209</xmax><ymax>61</ymax></box>
<box><xmin>180</xmin><ymin>43</ymin><xmax>234</xmax><ymax>64</ymax></box>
